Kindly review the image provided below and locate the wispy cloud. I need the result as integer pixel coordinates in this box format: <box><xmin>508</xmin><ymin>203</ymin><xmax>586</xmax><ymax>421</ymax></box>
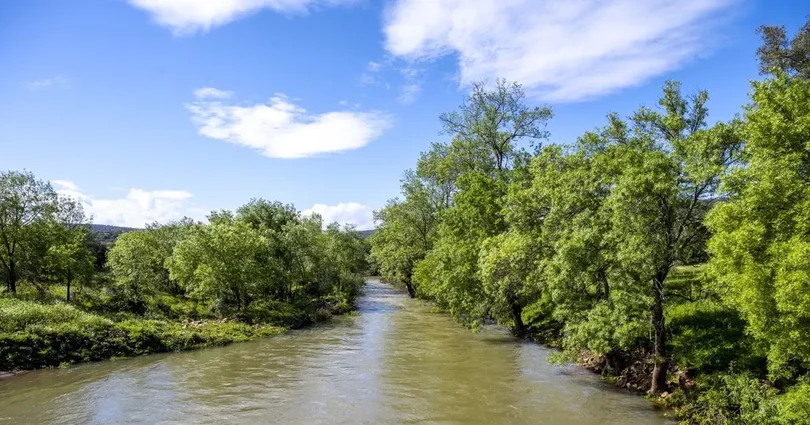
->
<box><xmin>397</xmin><ymin>67</ymin><xmax>422</xmax><ymax>104</ymax></box>
<box><xmin>128</xmin><ymin>0</ymin><xmax>360</xmax><ymax>35</ymax></box>
<box><xmin>366</xmin><ymin>61</ymin><xmax>382</xmax><ymax>72</ymax></box>
<box><xmin>53</xmin><ymin>181</ymin><xmax>206</xmax><ymax>227</ymax></box>
<box><xmin>187</xmin><ymin>88</ymin><xmax>392</xmax><ymax>159</ymax></box>
<box><xmin>303</xmin><ymin>202</ymin><xmax>374</xmax><ymax>230</ymax></box>
<box><xmin>360</xmin><ymin>60</ymin><xmax>387</xmax><ymax>87</ymax></box>
<box><xmin>384</xmin><ymin>0</ymin><xmax>737</xmax><ymax>102</ymax></box>
<box><xmin>27</xmin><ymin>75</ymin><xmax>68</xmax><ymax>89</ymax></box>
<box><xmin>398</xmin><ymin>83</ymin><xmax>421</xmax><ymax>104</ymax></box>
<box><xmin>193</xmin><ymin>87</ymin><xmax>232</xmax><ymax>99</ymax></box>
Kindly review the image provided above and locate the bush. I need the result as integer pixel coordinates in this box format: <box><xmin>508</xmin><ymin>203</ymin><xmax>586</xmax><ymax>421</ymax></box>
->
<box><xmin>775</xmin><ymin>380</ymin><xmax>810</xmax><ymax>424</ymax></box>
<box><xmin>678</xmin><ymin>372</ymin><xmax>778</xmax><ymax>425</ymax></box>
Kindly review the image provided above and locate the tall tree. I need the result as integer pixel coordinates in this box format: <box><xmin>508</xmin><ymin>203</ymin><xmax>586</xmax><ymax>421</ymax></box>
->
<box><xmin>756</xmin><ymin>18</ymin><xmax>810</xmax><ymax>79</ymax></box>
<box><xmin>439</xmin><ymin>79</ymin><xmax>552</xmax><ymax>176</ymax></box>
<box><xmin>706</xmin><ymin>72</ymin><xmax>810</xmax><ymax>379</ymax></box>
<box><xmin>108</xmin><ymin>218</ymin><xmax>196</xmax><ymax>300</ymax></box>
<box><xmin>0</xmin><ymin>170</ymin><xmax>59</xmax><ymax>293</ymax></box>
<box><xmin>602</xmin><ymin>82</ymin><xmax>741</xmax><ymax>393</ymax></box>
<box><xmin>46</xmin><ymin>196</ymin><xmax>94</xmax><ymax>301</ymax></box>
<box><xmin>168</xmin><ymin>216</ymin><xmax>273</xmax><ymax>314</ymax></box>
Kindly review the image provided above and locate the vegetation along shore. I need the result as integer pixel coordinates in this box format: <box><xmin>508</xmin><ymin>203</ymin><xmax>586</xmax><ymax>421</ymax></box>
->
<box><xmin>0</xmin><ymin>183</ymin><xmax>371</xmax><ymax>371</ymax></box>
<box><xmin>368</xmin><ymin>20</ymin><xmax>810</xmax><ymax>424</ymax></box>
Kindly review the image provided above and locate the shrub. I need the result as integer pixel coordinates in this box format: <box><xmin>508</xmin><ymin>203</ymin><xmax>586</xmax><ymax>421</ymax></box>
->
<box><xmin>775</xmin><ymin>380</ymin><xmax>810</xmax><ymax>424</ymax></box>
<box><xmin>678</xmin><ymin>372</ymin><xmax>778</xmax><ymax>425</ymax></box>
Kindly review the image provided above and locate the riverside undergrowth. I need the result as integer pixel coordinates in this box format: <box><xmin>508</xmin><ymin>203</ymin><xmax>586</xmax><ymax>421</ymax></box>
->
<box><xmin>0</xmin><ymin>289</ymin><xmax>357</xmax><ymax>372</ymax></box>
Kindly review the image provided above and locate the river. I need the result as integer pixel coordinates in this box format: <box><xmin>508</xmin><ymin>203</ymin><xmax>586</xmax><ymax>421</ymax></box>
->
<box><xmin>0</xmin><ymin>280</ymin><xmax>672</xmax><ymax>424</ymax></box>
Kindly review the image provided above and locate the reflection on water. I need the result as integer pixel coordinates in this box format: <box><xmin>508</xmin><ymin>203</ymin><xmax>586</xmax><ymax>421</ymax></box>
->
<box><xmin>0</xmin><ymin>280</ymin><xmax>672</xmax><ymax>424</ymax></box>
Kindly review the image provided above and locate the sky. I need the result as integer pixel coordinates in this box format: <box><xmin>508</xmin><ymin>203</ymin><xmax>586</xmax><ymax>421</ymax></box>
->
<box><xmin>0</xmin><ymin>0</ymin><xmax>805</xmax><ymax>230</ymax></box>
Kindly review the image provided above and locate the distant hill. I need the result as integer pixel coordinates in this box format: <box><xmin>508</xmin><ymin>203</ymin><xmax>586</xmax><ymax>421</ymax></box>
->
<box><xmin>89</xmin><ymin>224</ymin><xmax>139</xmax><ymax>233</ymax></box>
<box><xmin>88</xmin><ymin>224</ymin><xmax>138</xmax><ymax>247</ymax></box>
<box><xmin>358</xmin><ymin>229</ymin><xmax>374</xmax><ymax>239</ymax></box>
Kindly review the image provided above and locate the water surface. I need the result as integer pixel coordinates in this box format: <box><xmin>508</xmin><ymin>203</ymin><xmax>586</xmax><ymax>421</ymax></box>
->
<box><xmin>0</xmin><ymin>280</ymin><xmax>672</xmax><ymax>424</ymax></box>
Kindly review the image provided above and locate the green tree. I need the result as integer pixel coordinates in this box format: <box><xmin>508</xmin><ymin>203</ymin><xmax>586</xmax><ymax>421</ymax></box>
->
<box><xmin>414</xmin><ymin>171</ymin><xmax>506</xmax><ymax>326</ymax></box>
<box><xmin>756</xmin><ymin>18</ymin><xmax>810</xmax><ymax>79</ymax></box>
<box><xmin>369</xmin><ymin>171</ymin><xmax>442</xmax><ymax>297</ymax></box>
<box><xmin>167</xmin><ymin>216</ymin><xmax>273</xmax><ymax>314</ymax></box>
<box><xmin>108</xmin><ymin>219</ymin><xmax>196</xmax><ymax>300</ymax></box>
<box><xmin>706</xmin><ymin>72</ymin><xmax>810</xmax><ymax>379</ymax></box>
<box><xmin>45</xmin><ymin>196</ymin><xmax>94</xmax><ymax>301</ymax></box>
<box><xmin>439</xmin><ymin>79</ymin><xmax>552</xmax><ymax>175</ymax></box>
<box><xmin>237</xmin><ymin>198</ymin><xmax>299</xmax><ymax>233</ymax></box>
<box><xmin>607</xmin><ymin>83</ymin><xmax>741</xmax><ymax>393</ymax></box>
<box><xmin>0</xmin><ymin>170</ymin><xmax>59</xmax><ymax>293</ymax></box>
<box><xmin>478</xmin><ymin>231</ymin><xmax>544</xmax><ymax>336</ymax></box>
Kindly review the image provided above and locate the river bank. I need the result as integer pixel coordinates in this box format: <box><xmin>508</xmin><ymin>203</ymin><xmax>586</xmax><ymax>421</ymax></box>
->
<box><xmin>0</xmin><ymin>294</ymin><xmax>355</xmax><ymax>373</ymax></box>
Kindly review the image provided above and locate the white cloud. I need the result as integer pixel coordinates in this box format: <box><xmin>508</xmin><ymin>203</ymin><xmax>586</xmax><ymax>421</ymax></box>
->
<box><xmin>194</xmin><ymin>87</ymin><xmax>232</xmax><ymax>99</ymax></box>
<box><xmin>128</xmin><ymin>0</ymin><xmax>359</xmax><ymax>35</ymax></box>
<box><xmin>360</xmin><ymin>60</ymin><xmax>386</xmax><ymax>86</ymax></box>
<box><xmin>398</xmin><ymin>83</ymin><xmax>421</xmax><ymax>104</ymax></box>
<box><xmin>383</xmin><ymin>0</ymin><xmax>736</xmax><ymax>102</ymax></box>
<box><xmin>52</xmin><ymin>180</ymin><xmax>78</xmax><ymax>191</ymax></box>
<box><xmin>303</xmin><ymin>202</ymin><xmax>373</xmax><ymax>230</ymax></box>
<box><xmin>397</xmin><ymin>67</ymin><xmax>422</xmax><ymax>104</ymax></box>
<box><xmin>53</xmin><ymin>181</ymin><xmax>206</xmax><ymax>228</ymax></box>
<box><xmin>27</xmin><ymin>75</ymin><xmax>68</xmax><ymax>89</ymax></box>
<box><xmin>187</xmin><ymin>88</ymin><xmax>392</xmax><ymax>159</ymax></box>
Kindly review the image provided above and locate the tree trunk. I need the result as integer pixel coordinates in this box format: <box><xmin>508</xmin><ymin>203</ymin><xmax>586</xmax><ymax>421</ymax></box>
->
<box><xmin>403</xmin><ymin>280</ymin><xmax>416</xmax><ymax>298</ymax></box>
<box><xmin>510</xmin><ymin>297</ymin><xmax>526</xmax><ymax>337</ymax></box>
<box><xmin>7</xmin><ymin>260</ymin><xmax>17</xmax><ymax>294</ymax></box>
<box><xmin>650</xmin><ymin>271</ymin><xmax>669</xmax><ymax>394</ymax></box>
<box><xmin>403</xmin><ymin>271</ymin><xmax>416</xmax><ymax>298</ymax></box>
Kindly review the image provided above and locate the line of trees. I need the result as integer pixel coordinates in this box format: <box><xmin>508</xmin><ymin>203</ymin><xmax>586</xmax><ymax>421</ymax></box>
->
<box><xmin>0</xmin><ymin>171</ymin><xmax>370</xmax><ymax>322</ymax></box>
<box><xmin>369</xmin><ymin>20</ymin><xmax>810</xmax><ymax>423</ymax></box>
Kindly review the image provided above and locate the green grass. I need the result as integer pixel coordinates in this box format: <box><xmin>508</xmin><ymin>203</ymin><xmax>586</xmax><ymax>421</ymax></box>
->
<box><xmin>0</xmin><ymin>283</ymin><xmax>358</xmax><ymax>372</ymax></box>
<box><xmin>0</xmin><ymin>298</ymin><xmax>112</xmax><ymax>333</ymax></box>
<box><xmin>0</xmin><ymin>297</ymin><xmax>288</xmax><ymax>371</ymax></box>
<box><xmin>665</xmin><ymin>265</ymin><xmax>711</xmax><ymax>304</ymax></box>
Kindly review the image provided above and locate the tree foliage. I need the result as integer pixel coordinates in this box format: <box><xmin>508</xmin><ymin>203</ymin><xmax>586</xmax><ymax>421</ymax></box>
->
<box><xmin>706</xmin><ymin>72</ymin><xmax>810</xmax><ymax>380</ymax></box>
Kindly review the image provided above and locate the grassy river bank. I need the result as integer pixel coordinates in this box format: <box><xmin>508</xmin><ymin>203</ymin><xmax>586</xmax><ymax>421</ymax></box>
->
<box><xmin>0</xmin><ymin>284</ymin><xmax>358</xmax><ymax>372</ymax></box>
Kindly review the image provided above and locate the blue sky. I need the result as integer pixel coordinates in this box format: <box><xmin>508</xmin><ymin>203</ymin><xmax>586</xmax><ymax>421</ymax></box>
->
<box><xmin>1</xmin><ymin>0</ymin><xmax>805</xmax><ymax>229</ymax></box>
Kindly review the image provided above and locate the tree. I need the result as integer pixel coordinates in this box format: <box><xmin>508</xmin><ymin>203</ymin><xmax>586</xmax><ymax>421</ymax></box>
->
<box><xmin>439</xmin><ymin>79</ymin><xmax>552</xmax><ymax>175</ymax></box>
<box><xmin>756</xmin><ymin>18</ymin><xmax>810</xmax><ymax>79</ymax></box>
<box><xmin>369</xmin><ymin>161</ymin><xmax>451</xmax><ymax>298</ymax></box>
<box><xmin>236</xmin><ymin>199</ymin><xmax>299</xmax><ymax>233</ymax></box>
<box><xmin>167</xmin><ymin>216</ymin><xmax>273</xmax><ymax>314</ymax></box>
<box><xmin>478</xmin><ymin>231</ymin><xmax>544</xmax><ymax>336</ymax></box>
<box><xmin>414</xmin><ymin>171</ymin><xmax>506</xmax><ymax>326</ymax></box>
<box><xmin>108</xmin><ymin>219</ymin><xmax>195</xmax><ymax>300</ymax></box>
<box><xmin>369</xmin><ymin>199</ymin><xmax>432</xmax><ymax>297</ymax></box>
<box><xmin>0</xmin><ymin>170</ymin><xmax>59</xmax><ymax>293</ymax></box>
<box><xmin>514</xmin><ymin>142</ymin><xmax>648</xmax><ymax>371</ymax></box>
<box><xmin>706</xmin><ymin>72</ymin><xmax>810</xmax><ymax>379</ymax></box>
<box><xmin>45</xmin><ymin>196</ymin><xmax>94</xmax><ymax>301</ymax></box>
<box><xmin>598</xmin><ymin>82</ymin><xmax>741</xmax><ymax>393</ymax></box>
